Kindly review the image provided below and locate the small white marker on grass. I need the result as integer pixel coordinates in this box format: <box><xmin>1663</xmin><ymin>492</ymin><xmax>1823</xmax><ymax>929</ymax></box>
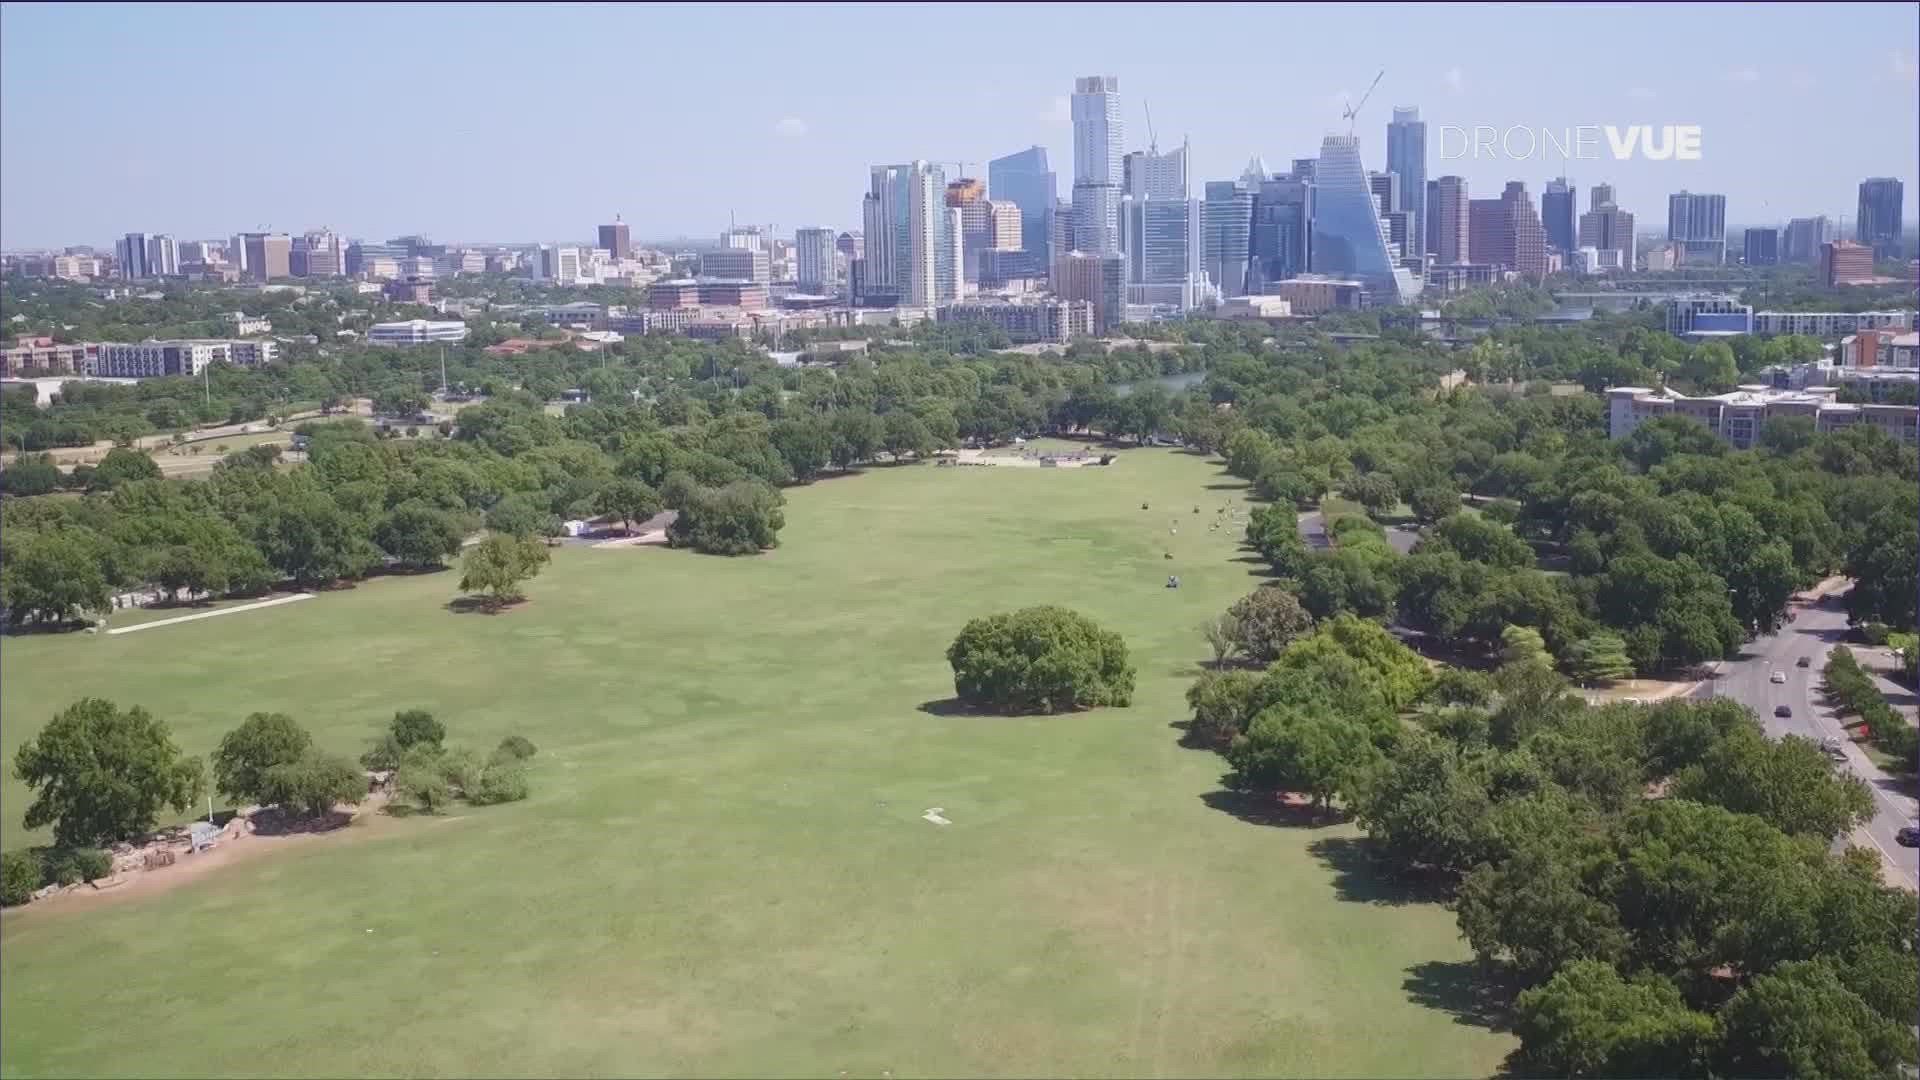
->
<box><xmin>922</xmin><ymin>807</ymin><xmax>951</xmax><ymax>826</ymax></box>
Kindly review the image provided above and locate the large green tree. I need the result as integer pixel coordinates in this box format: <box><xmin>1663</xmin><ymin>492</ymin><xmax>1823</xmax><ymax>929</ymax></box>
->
<box><xmin>212</xmin><ymin>712</ymin><xmax>312</xmax><ymax>804</ymax></box>
<box><xmin>946</xmin><ymin>606</ymin><xmax>1134</xmax><ymax>714</ymax></box>
<box><xmin>457</xmin><ymin>534</ymin><xmax>550</xmax><ymax>608</ymax></box>
<box><xmin>13</xmin><ymin>699</ymin><xmax>207</xmax><ymax>847</ymax></box>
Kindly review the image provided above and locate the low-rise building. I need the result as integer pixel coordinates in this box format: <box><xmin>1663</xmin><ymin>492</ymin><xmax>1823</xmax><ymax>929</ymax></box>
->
<box><xmin>225</xmin><ymin>312</ymin><xmax>273</xmax><ymax>335</ymax></box>
<box><xmin>366</xmin><ymin>319</ymin><xmax>469</xmax><ymax>346</ymax></box>
<box><xmin>1424</xmin><ymin>264</ymin><xmax>1505</xmax><ymax>293</ymax></box>
<box><xmin>1272</xmin><ymin>275</ymin><xmax>1366</xmax><ymax>316</ymax></box>
<box><xmin>95</xmin><ymin>338</ymin><xmax>276</xmax><ymax>377</ymax></box>
<box><xmin>937</xmin><ymin>298</ymin><xmax>1093</xmax><ymax>344</ymax></box>
<box><xmin>1750</xmin><ymin>309</ymin><xmax>1913</xmax><ymax>338</ymax></box>
<box><xmin>1821</xmin><ymin>239</ymin><xmax>1876</xmax><ymax>286</ymax></box>
<box><xmin>1607</xmin><ymin>384</ymin><xmax>1916</xmax><ymax>448</ymax></box>
<box><xmin>384</xmin><ymin>280</ymin><xmax>433</xmax><ymax>305</ymax></box>
<box><xmin>1666</xmin><ymin>294</ymin><xmax>1753</xmax><ymax>337</ymax></box>
<box><xmin>1216</xmin><ymin>295</ymin><xmax>1295</xmax><ymax>321</ymax></box>
<box><xmin>1</xmin><ymin>338</ymin><xmax>99</xmax><ymax>376</ymax></box>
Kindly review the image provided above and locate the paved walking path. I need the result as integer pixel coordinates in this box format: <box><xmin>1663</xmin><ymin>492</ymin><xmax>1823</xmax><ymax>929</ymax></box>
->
<box><xmin>105</xmin><ymin>594</ymin><xmax>312</xmax><ymax>635</ymax></box>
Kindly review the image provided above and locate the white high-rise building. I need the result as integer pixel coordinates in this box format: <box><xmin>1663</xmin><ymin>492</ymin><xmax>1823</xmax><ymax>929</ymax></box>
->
<box><xmin>795</xmin><ymin>227</ymin><xmax>838</xmax><ymax>295</ymax></box>
<box><xmin>865</xmin><ymin>161</ymin><xmax>945</xmax><ymax>310</ymax></box>
<box><xmin>1070</xmin><ymin>75</ymin><xmax>1123</xmax><ymax>255</ymax></box>
<box><xmin>941</xmin><ymin>207</ymin><xmax>965</xmax><ymax>301</ymax></box>
<box><xmin>536</xmin><ymin>245</ymin><xmax>585</xmax><ymax>285</ymax></box>
<box><xmin>145</xmin><ymin>234</ymin><xmax>179</xmax><ymax>277</ymax></box>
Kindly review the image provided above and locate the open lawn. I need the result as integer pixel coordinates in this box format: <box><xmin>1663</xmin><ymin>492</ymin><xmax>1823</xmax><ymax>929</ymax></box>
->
<box><xmin>0</xmin><ymin>447</ymin><xmax>1513</xmax><ymax>1077</ymax></box>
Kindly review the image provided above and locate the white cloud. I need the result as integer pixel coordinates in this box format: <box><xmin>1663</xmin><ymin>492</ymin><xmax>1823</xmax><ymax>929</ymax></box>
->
<box><xmin>1895</xmin><ymin>50</ymin><xmax>1919</xmax><ymax>82</ymax></box>
<box><xmin>773</xmin><ymin>116</ymin><xmax>808</xmax><ymax>138</ymax></box>
<box><xmin>1789</xmin><ymin>70</ymin><xmax>1816</xmax><ymax>90</ymax></box>
<box><xmin>1444</xmin><ymin>67</ymin><xmax>1465</xmax><ymax>95</ymax></box>
<box><xmin>1724</xmin><ymin>66</ymin><xmax>1761</xmax><ymax>83</ymax></box>
<box><xmin>1626</xmin><ymin>86</ymin><xmax>1657</xmax><ymax>100</ymax></box>
<box><xmin>1039</xmin><ymin>95</ymin><xmax>1071</xmax><ymax>126</ymax></box>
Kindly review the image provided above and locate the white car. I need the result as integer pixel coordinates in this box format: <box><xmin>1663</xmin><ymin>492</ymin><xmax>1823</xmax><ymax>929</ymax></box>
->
<box><xmin>1770</xmin><ymin>671</ymin><xmax>1787</xmax><ymax>684</ymax></box>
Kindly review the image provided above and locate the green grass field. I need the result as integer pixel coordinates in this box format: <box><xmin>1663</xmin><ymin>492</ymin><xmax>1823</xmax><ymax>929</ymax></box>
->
<box><xmin>0</xmin><ymin>448</ymin><xmax>1513</xmax><ymax>1077</ymax></box>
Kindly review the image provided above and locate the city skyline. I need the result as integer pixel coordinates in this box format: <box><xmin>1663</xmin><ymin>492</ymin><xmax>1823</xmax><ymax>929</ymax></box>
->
<box><xmin>3</xmin><ymin>2</ymin><xmax>1918</xmax><ymax>248</ymax></box>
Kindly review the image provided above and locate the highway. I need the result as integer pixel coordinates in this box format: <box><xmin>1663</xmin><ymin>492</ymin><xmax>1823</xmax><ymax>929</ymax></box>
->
<box><xmin>1698</xmin><ymin>588</ymin><xmax>1918</xmax><ymax>884</ymax></box>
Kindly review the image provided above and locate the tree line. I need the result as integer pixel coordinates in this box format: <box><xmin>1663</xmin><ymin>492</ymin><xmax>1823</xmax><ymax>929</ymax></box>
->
<box><xmin>3</xmin><ymin>699</ymin><xmax>535</xmax><ymax>906</ymax></box>
<box><xmin>1182</xmin><ymin>602</ymin><xmax>1912</xmax><ymax>1076</ymax></box>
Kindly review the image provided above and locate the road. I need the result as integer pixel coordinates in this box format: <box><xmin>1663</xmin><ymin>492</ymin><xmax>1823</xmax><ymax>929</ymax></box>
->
<box><xmin>1699</xmin><ymin>588</ymin><xmax>1918</xmax><ymax>883</ymax></box>
<box><xmin>1295</xmin><ymin>509</ymin><xmax>1419</xmax><ymax>555</ymax></box>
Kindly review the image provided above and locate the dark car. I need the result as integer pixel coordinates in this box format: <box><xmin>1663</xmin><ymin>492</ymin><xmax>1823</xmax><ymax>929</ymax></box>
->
<box><xmin>1774</xmin><ymin>704</ymin><xmax>1792</xmax><ymax>717</ymax></box>
<box><xmin>1897</xmin><ymin>826</ymin><xmax>1920</xmax><ymax>849</ymax></box>
<box><xmin>1796</xmin><ymin>656</ymin><xmax>1811</xmax><ymax>668</ymax></box>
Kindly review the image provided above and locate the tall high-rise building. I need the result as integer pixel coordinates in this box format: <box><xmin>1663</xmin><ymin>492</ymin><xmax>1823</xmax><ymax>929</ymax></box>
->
<box><xmin>1425</xmin><ymin>176</ymin><xmax>1470</xmax><ymax>265</ymax></box>
<box><xmin>985</xmin><ymin>201</ymin><xmax>1022</xmax><ymax>251</ymax></box>
<box><xmin>939</xmin><ymin>207</ymin><xmax>964</xmax><ymax>303</ymax></box>
<box><xmin>1541</xmin><ymin>177</ymin><xmax>1576</xmax><ymax>253</ymax></box>
<box><xmin>1120</xmin><ymin>138</ymin><xmax>1197</xmax><ymax>309</ymax></box>
<box><xmin>1310</xmin><ymin>135</ymin><xmax>1420</xmax><ymax>304</ymax></box>
<box><xmin>867</xmin><ymin>161</ymin><xmax>946</xmax><ymax>311</ymax></box>
<box><xmin>1856</xmin><ymin>177</ymin><xmax>1904</xmax><ymax>260</ymax></box>
<box><xmin>795</xmin><ymin>227</ymin><xmax>838</xmax><ymax>295</ymax></box>
<box><xmin>1202</xmin><ymin>180</ymin><xmax>1254</xmax><ymax>298</ymax></box>
<box><xmin>291</xmin><ymin>231</ymin><xmax>346</xmax><ymax>277</ymax></box>
<box><xmin>1123</xmin><ymin>142</ymin><xmax>1188</xmax><ymax>202</ymax></box>
<box><xmin>1577</xmin><ymin>188</ymin><xmax>1635</xmax><ymax>270</ymax></box>
<box><xmin>144</xmin><ymin>234</ymin><xmax>178</xmax><ymax>277</ymax></box>
<box><xmin>1053</xmin><ymin>251</ymin><xmax>1126</xmax><ymax>334</ymax></box>
<box><xmin>1783</xmin><ymin>216</ymin><xmax>1830</xmax><ymax>263</ymax></box>
<box><xmin>1742</xmin><ymin>227</ymin><xmax>1779</xmax><ymax>266</ymax></box>
<box><xmin>116</xmin><ymin>232</ymin><xmax>151</xmax><ymax>279</ymax></box>
<box><xmin>988</xmin><ymin>146</ymin><xmax>1056</xmax><ymax>280</ymax></box>
<box><xmin>1070</xmin><ymin>75</ymin><xmax>1123</xmax><ymax>255</ymax></box>
<box><xmin>1467</xmin><ymin>182</ymin><xmax>1547</xmax><ymax>279</ymax></box>
<box><xmin>1667</xmin><ymin>191</ymin><xmax>1727</xmax><ymax>265</ymax></box>
<box><xmin>239</xmin><ymin>232</ymin><xmax>291</xmax><ymax>281</ymax></box>
<box><xmin>1385</xmin><ymin>106</ymin><xmax>1426</xmax><ymax>260</ymax></box>
<box><xmin>947</xmin><ymin>179</ymin><xmax>992</xmax><ymax>286</ymax></box>
<box><xmin>1248</xmin><ymin>175</ymin><xmax>1312</xmax><ymax>292</ymax></box>
<box><xmin>598</xmin><ymin>217</ymin><xmax>632</xmax><ymax>261</ymax></box>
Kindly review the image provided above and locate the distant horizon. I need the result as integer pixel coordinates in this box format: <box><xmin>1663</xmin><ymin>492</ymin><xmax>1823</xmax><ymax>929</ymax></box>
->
<box><xmin>3</xmin><ymin>2</ymin><xmax>1916</xmax><ymax>248</ymax></box>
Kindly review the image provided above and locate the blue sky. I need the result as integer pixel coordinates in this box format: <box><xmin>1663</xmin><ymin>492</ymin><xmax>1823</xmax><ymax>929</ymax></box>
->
<box><xmin>3</xmin><ymin>2</ymin><xmax>1915</xmax><ymax>248</ymax></box>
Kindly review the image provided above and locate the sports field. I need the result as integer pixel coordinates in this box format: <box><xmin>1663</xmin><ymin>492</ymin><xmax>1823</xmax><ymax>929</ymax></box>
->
<box><xmin>0</xmin><ymin>447</ymin><xmax>1513</xmax><ymax>1077</ymax></box>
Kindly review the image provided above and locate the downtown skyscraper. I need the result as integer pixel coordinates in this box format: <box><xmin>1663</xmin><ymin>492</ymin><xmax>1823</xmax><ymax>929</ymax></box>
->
<box><xmin>1070</xmin><ymin>75</ymin><xmax>1123</xmax><ymax>256</ymax></box>
<box><xmin>1384</xmin><ymin>106</ymin><xmax>1426</xmax><ymax>261</ymax></box>
<box><xmin>862</xmin><ymin>161</ymin><xmax>947</xmax><ymax>310</ymax></box>
<box><xmin>988</xmin><ymin>146</ymin><xmax>1056</xmax><ymax>280</ymax></box>
<box><xmin>1667</xmin><ymin>191</ymin><xmax>1727</xmax><ymax>265</ymax></box>
<box><xmin>1311</xmin><ymin>135</ymin><xmax>1420</xmax><ymax>304</ymax></box>
<box><xmin>1857</xmin><ymin>177</ymin><xmax>1904</xmax><ymax>260</ymax></box>
<box><xmin>1541</xmin><ymin>177</ymin><xmax>1576</xmax><ymax>253</ymax></box>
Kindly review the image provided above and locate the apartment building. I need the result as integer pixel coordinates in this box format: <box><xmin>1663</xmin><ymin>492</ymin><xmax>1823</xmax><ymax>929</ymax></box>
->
<box><xmin>0</xmin><ymin>338</ymin><xmax>99</xmax><ymax>377</ymax></box>
<box><xmin>937</xmin><ymin>298</ymin><xmax>1094</xmax><ymax>344</ymax></box>
<box><xmin>95</xmin><ymin>338</ymin><xmax>278</xmax><ymax>377</ymax></box>
<box><xmin>1607</xmin><ymin>384</ymin><xmax>1917</xmax><ymax>449</ymax></box>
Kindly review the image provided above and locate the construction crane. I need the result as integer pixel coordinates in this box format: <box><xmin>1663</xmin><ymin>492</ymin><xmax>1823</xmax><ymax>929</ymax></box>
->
<box><xmin>1144</xmin><ymin>100</ymin><xmax>1157</xmax><ymax>155</ymax></box>
<box><xmin>1342</xmin><ymin>69</ymin><xmax>1386</xmax><ymax>135</ymax></box>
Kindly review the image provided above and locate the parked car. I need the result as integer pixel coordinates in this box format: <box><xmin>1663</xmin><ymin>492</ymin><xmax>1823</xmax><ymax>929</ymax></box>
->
<box><xmin>1897</xmin><ymin>826</ymin><xmax>1920</xmax><ymax>849</ymax></box>
<box><xmin>1770</xmin><ymin>671</ymin><xmax>1787</xmax><ymax>684</ymax></box>
<box><xmin>1774</xmin><ymin>705</ymin><xmax>1792</xmax><ymax>717</ymax></box>
<box><xmin>1821</xmin><ymin>738</ymin><xmax>1847</xmax><ymax>761</ymax></box>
